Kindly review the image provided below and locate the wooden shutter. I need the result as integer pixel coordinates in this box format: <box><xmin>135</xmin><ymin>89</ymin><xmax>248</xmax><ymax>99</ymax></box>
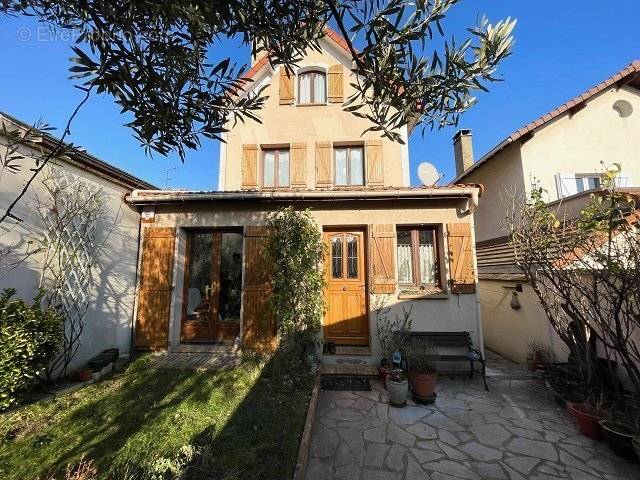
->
<box><xmin>279</xmin><ymin>67</ymin><xmax>294</xmax><ymax>105</ymax></box>
<box><xmin>447</xmin><ymin>223</ymin><xmax>476</xmax><ymax>294</ymax></box>
<box><xmin>328</xmin><ymin>64</ymin><xmax>344</xmax><ymax>103</ymax></box>
<box><xmin>366</xmin><ymin>140</ymin><xmax>383</xmax><ymax>186</ymax></box>
<box><xmin>369</xmin><ymin>224</ymin><xmax>397</xmax><ymax>294</ymax></box>
<box><xmin>315</xmin><ymin>141</ymin><xmax>332</xmax><ymax>187</ymax></box>
<box><xmin>291</xmin><ymin>142</ymin><xmax>307</xmax><ymax>188</ymax></box>
<box><xmin>243</xmin><ymin>226</ymin><xmax>277</xmax><ymax>349</ymax></box>
<box><xmin>134</xmin><ymin>227</ymin><xmax>176</xmax><ymax>350</ymax></box>
<box><xmin>242</xmin><ymin>144</ymin><xmax>258</xmax><ymax>189</ymax></box>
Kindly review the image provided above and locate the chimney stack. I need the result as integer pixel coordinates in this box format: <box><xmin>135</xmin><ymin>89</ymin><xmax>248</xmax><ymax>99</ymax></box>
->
<box><xmin>453</xmin><ymin>129</ymin><xmax>474</xmax><ymax>177</ymax></box>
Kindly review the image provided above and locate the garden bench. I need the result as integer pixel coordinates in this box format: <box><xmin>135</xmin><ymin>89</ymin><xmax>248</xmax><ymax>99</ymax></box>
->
<box><xmin>400</xmin><ymin>331</ymin><xmax>488</xmax><ymax>391</ymax></box>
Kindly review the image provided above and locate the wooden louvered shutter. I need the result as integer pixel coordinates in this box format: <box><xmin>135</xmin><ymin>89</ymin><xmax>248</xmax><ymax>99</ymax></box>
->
<box><xmin>279</xmin><ymin>67</ymin><xmax>294</xmax><ymax>105</ymax></box>
<box><xmin>447</xmin><ymin>223</ymin><xmax>476</xmax><ymax>294</ymax></box>
<box><xmin>291</xmin><ymin>142</ymin><xmax>307</xmax><ymax>188</ymax></box>
<box><xmin>366</xmin><ymin>140</ymin><xmax>383</xmax><ymax>186</ymax></box>
<box><xmin>369</xmin><ymin>224</ymin><xmax>397</xmax><ymax>294</ymax></box>
<box><xmin>135</xmin><ymin>227</ymin><xmax>176</xmax><ymax>350</ymax></box>
<box><xmin>243</xmin><ymin>226</ymin><xmax>277</xmax><ymax>349</ymax></box>
<box><xmin>242</xmin><ymin>144</ymin><xmax>258</xmax><ymax>189</ymax></box>
<box><xmin>328</xmin><ymin>64</ymin><xmax>344</xmax><ymax>103</ymax></box>
<box><xmin>315</xmin><ymin>141</ymin><xmax>332</xmax><ymax>187</ymax></box>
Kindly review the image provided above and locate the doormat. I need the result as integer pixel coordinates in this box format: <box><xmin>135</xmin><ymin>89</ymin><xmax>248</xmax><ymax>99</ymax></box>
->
<box><xmin>321</xmin><ymin>376</ymin><xmax>371</xmax><ymax>391</ymax></box>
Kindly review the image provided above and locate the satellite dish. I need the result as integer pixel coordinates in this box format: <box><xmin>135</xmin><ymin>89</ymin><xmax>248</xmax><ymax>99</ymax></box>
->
<box><xmin>417</xmin><ymin>162</ymin><xmax>441</xmax><ymax>186</ymax></box>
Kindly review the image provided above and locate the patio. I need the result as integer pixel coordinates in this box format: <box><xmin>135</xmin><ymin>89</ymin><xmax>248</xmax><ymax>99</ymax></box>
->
<box><xmin>307</xmin><ymin>353</ymin><xmax>640</xmax><ymax>480</ymax></box>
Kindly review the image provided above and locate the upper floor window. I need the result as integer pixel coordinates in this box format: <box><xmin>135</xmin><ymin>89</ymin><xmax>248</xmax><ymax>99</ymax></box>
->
<box><xmin>298</xmin><ymin>71</ymin><xmax>326</xmax><ymax>105</ymax></box>
<box><xmin>556</xmin><ymin>172</ymin><xmax>632</xmax><ymax>198</ymax></box>
<box><xmin>396</xmin><ymin>226</ymin><xmax>440</xmax><ymax>289</ymax></box>
<box><xmin>334</xmin><ymin>146</ymin><xmax>364</xmax><ymax>186</ymax></box>
<box><xmin>263</xmin><ymin>148</ymin><xmax>289</xmax><ymax>188</ymax></box>
<box><xmin>575</xmin><ymin>175</ymin><xmax>600</xmax><ymax>193</ymax></box>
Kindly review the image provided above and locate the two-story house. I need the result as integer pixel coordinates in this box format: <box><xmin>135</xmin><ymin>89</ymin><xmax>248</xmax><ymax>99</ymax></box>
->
<box><xmin>127</xmin><ymin>30</ymin><xmax>484</xmax><ymax>367</ymax></box>
<box><xmin>452</xmin><ymin>60</ymin><xmax>640</xmax><ymax>363</ymax></box>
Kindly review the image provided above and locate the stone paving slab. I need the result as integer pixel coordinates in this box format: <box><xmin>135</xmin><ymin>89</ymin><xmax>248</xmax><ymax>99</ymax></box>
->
<box><xmin>307</xmin><ymin>356</ymin><xmax>640</xmax><ymax>480</ymax></box>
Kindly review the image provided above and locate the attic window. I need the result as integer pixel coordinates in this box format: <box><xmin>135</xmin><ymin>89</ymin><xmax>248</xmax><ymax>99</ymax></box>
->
<box><xmin>298</xmin><ymin>71</ymin><xmax>326</xmax><ymax>104</ymax></box>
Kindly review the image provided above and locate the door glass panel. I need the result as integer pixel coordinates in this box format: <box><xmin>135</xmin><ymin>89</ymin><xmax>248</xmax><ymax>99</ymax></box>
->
<box><xmin>335</xmin><ymin>148</ymin><xmax>348</xmax><ymax>185</ymax></box>
<box><xmin>396</xmin><ymin>230</ymin><xmax>413</xmax><ymax>284</ymax></box>
<box><xmin>349</xmin><ymin>148</ymin><xmax>364</xmax><ymax>185</ymax></box>
<box><xmin>263</xmin><ymin>151</ymin><xmax>276</xmax><ymax>187</ymax></box>
<box><xmin>278</xmin><ymin>150</ymin><xmax>290</xmax><ymax>187</ymax></box>
<box><xmin>418</xmin><ymin>229</ymin><xmax>437</xmax><ymax>285</ymax></box>
<box><xmin>218</xmin><ymin>232</ymin><xmax>243</xmax><ymax>323</ymax></box>
<box><xmin>331</xmin><ymin>236</ymin><xmax>343</xmax><ymax>278</ymax></box>
<box><xmin>185</xmin><ymin>232</ymin><xmax>213</xmax><ymax>321</ymax></box>
<box><xmin>347</xmin><ymin>235</ymin><xmax>358</xmax><ymax>278</ymax></box>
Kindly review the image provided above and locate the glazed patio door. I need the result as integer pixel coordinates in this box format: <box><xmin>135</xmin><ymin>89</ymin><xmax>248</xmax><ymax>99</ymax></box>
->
<box><xmin>324</xmin><ymin>230</ymin><xmax>369</xmax><ymax>346</ymax></box>
<box><xmin>181</xmin><ymin>230</ymin><xmax>243</xmax><ymax>343</ymax></box>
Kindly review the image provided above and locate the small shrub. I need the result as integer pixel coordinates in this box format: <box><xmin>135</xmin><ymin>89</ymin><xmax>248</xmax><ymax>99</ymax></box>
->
<box><xmin>374</xmin><ymin>298</ymin><xmax>413</xmax><ymax>362</ymax></box>
<box><xmin>0</xmin><ymin>288</ymin><xmax>63</xmax><ymax>410</ymax></box>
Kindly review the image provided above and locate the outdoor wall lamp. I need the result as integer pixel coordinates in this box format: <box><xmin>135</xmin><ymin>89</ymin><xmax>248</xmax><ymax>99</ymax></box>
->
<box><xmin>503</xmin><ymin>284</ymin><xmax>523</xmax><ymax>310</ymax></box>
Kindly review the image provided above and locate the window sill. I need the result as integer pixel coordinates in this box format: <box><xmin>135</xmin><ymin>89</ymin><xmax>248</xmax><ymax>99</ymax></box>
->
<box><xmin>398</xmin><ymin>289</ymin><xmax>448</xmax><ymax>300</ymax></box>
<box><xmin>296</xmin><ymin>102</ymin><xmax>328</xmax><ymax>107</ymax></box>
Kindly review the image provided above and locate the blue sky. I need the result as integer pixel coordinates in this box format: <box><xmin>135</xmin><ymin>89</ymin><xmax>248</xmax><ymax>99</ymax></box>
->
<box><xmin>1</xmin><ymin>1</ymin><xmax>639</xmax><ymax>189</ymax></box>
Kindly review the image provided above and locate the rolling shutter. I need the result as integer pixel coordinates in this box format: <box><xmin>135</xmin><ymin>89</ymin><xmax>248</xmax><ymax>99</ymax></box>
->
<box><xmin>242</xmin><ymin>144</ymin><xmax>258</xmax><ymax>189</ymax></box>
<box><xmin>328</xmin><ymin>64</ymin><xmax>344</xmax><ymax>103</ymax></box>
<box><xmin>279</xmin><ymin>67</ymin><xmax>295</xmax><ymax>105</ymax></box>
<box><xmin>447</xmin><ymin>223</ymin><xmax>476</xmax><ymax>294</ymax></box>
<box><xmin>369</xmin><ymin>224</ymin><xmax>397</xmax><ymax>294</ymax></box>
<box><xmin>291</xmin><ymin>142</ymin><xmax>307</xmax><ymax>188</ymax></box>
<box><xmin>315</xmin><ymin>141</ymin><xmax>332</xmax><ymax>187</ymax></box>
<box><xmin>134</xmin><ymin>227</ymin><xmax>176</xmax><ymax>350</ymax></box>
<box><xmin>366</xmin><ymin>140</ymin><xmax>383</xmax><ymax>186</ymax></box>
<box><xmin>243</xmin><ymin>226</ymin><xmax>277</xmax><ymax>349</ymax></box>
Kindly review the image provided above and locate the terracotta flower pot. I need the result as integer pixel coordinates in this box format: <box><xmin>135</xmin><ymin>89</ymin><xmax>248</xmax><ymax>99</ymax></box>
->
<box><xmin>388</xmin><ymin>378</ymin><xmax>408</xmax><ymax>407</ymax></box>
<box><xmin>567</xmin><ymin>403</ymin><xmax>606</xmax><ymax>440</ymax></box>
<box><xmin>77</xmin><ymin>369</ymin><xmax>93</xmax><ymax>382</ymax></box>
<box><xmin>410</xmin><ymin>370</ymin><xmax>437</xmax><ymax>401</ymax></box>
<box><xmin>600</xmin><ymin>420</ymin><xmax>639</xmax><ymax>462</ymax></box>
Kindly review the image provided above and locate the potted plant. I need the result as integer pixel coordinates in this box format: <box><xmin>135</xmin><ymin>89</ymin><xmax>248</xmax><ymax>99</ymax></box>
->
<box><xmin>526</xmin><ymin>341</ymin><xmax>555</xmax><ymax>371</ymax></box>
<box><xmin>374</xmin><ymin>300</ymin><xmax>413</xmax><ymax>389</ymax></box>
<box><xmin>387</xmin><ymin>368</ymin><xmax>408</xmax><ymax>407</ymax></box>
<box><xmin>567</xmin><ymin>392</ymin><xmax>607</xmax><ymax>440</ymax></box>
<box><xmin>405</xmin><ymin>340</ymin><xmax>439</xmax><ymax>403</ymax></box>
<box><xmin>599</xmin><ymin>401</ymin><xmax>640</xmax><ymax>461</ymax></box>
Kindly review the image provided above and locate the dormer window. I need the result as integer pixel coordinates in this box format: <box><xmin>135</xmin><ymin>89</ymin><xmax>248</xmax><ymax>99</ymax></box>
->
<box><xmin>298</xmin><ymin>70</ymin><xmax>326</xmax><ymax>105</ymax></box>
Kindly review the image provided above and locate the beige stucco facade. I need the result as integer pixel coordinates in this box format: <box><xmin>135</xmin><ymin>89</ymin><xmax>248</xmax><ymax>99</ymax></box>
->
<box><xmin>132</xmin><ymin>196</ymin><xmax>483</xmax><ymax>364</ymax></box>
<box><xmin>0</xmin><ymin>123</ymin><xmax>146</xmax><ymax>373</ymax></box>
<box><xmin>219</xmin><ymin>38</ymin><xmax>410</xmax><ymax>191</ymax></box>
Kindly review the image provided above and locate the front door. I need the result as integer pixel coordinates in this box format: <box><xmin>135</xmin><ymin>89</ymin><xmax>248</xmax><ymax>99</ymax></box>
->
<box><xmin>181</xmin><ymin>230</ymin><xmax>243</xmax><ymax>343</ymax></box>
<box><xmin>324</xmin><ymin>229</ymin><xmax>369</xmax><ymax>345</ymax></box>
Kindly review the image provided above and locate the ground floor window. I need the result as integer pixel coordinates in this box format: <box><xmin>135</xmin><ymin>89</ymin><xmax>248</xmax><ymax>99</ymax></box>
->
<box><xmin>396</xmin><ymin>226</ymin><xmax>440</xmax><ymax>289</ymax></box>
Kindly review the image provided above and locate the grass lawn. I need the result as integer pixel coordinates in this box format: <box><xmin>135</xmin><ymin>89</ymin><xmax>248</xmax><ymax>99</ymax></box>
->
<box><xmin>0</xmin><ymin>354</ymin><xmax>315</xmax><ymax>480</ymax></box>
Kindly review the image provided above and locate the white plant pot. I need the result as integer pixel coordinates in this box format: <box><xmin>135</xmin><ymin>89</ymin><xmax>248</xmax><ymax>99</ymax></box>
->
<box><xmin>388</xmin><ymin>378</ymin><xmax>408</xmax><ymax>407</ymax></box>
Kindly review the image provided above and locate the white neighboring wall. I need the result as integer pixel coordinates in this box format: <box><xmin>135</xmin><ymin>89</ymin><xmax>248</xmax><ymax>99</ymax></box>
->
<box><xmin>0</xmin><ymin>137</ymin><xmax>143</xmax><ymax>375</ymax></box>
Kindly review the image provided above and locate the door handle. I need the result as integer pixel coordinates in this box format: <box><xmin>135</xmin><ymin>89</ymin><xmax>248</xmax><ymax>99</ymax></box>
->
<box><xmin>342</xmin><ymin>286</ymin><xmax>347</xmax><ymax>291</ymax></box>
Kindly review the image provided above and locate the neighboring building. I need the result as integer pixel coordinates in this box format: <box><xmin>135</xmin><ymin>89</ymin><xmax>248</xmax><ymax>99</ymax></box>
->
<box><xmin>127</xmin><ymin>29</ymin><xmax>485</xmax><ymax>368</ymax></box>
<box><xmin>452</xmin><ymin>60</ymin><xmax>640</xmax><ymax>363</ymax></box>
<box><xmin>0</xmin><ymin>111</ymin><xmax>155</xmax><ymax>373</ymax></box>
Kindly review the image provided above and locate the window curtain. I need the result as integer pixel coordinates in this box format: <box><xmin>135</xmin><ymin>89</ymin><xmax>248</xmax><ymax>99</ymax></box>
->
<box><xmin>313</xmin><ymin>73</ymin><xmax>326</xmax><ymax>103</ymax></box>
<box><xmin>335</xmin><ymin>148</ymin><xmax>348</xmax><ymax>185</ymax></box>
<box><xmin>299</xmin><ymin>74</ymin><xmax>311</xmax><ymax>104</ymax></box>
<box><xmin>419</xmin><ymin>242</ymin><xmax>437</xmax><ymax>284</ymax></box>
<box><xmin>263</xmin><ymin>151</ymin><xmax>275</xmax><ymax>187</ymax></box>
<box><xmin>397</xmin><ymin>244</ymin><xmax>413</xmax><ymax>284</ymax></box>
<box><xmin>349</xmin><ymin>148</ymin><xmax>364</xmax><ymax>185</ymax></box>
<box><xmin>278</xmin><ymin>151</ymin><xmax>290</xmax><ymax>186</ymax></box>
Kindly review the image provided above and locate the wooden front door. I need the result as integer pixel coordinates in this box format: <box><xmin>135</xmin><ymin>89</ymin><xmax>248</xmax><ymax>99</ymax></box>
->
<box><xmin>324</xmin><ymin>229</ymin><xmax>369</xmax><ymax>346</ymax></box>
<box><xmin>181</xmin><ymin>230</ymin><xmax>243</xmax><ymax>343</ymax></box>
